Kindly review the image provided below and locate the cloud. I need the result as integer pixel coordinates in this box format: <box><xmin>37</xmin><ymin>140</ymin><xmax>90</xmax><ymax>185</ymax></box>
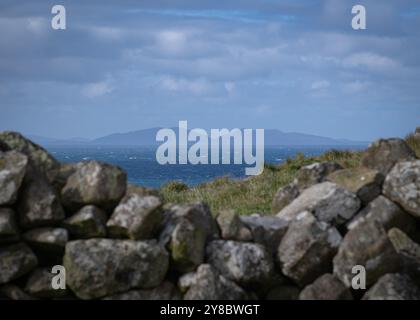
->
<box><xmin>82</xmin><ymin>78</ymin><xmax>115</xmax><ymax>98</ymax></box>
<box><xmin>311</xmin><ymin>80</ymin><xmax>330</xmax><ymax>90</ymax></box>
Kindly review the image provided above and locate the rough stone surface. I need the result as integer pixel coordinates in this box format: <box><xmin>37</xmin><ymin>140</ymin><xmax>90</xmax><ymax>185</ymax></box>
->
<box><xmin>18</xmin><ymin>177</ymin><xmax>65</xmax><ymax>229</ymax></box>
<box><xmin>216</xmin><ymin>209</ymin><xmax>252</xmax><ymax>241</ymax></box>
<box><xmin>383</xmin><ymin>160</ymin><xmax>420</xmax><ymax>218</ymax></box>
<box><xmin>63</xmin><ymin>205</ymin><xmax>107</xmax><ymax>239</ymax></box>
<box><xmin>25</xmin><ymin>268</ymin><xmax>68</xmax><ymax>298</ymax></box>
<box><xmin>333</xmin><ymin>220</ymin><xmax>400</xmax><ymax>288</ymax></box>
<box><xmin>103</xmin><ymin>281</ymin><xmax>181</xmax><ymax>300</ymax></box>
<box><xmin>206</xmin><ymin>240</ymin><xmax>274</xmax><ymax>287</ymax></box>
<box><xmin>180</xmin><ymin>264</ymin><xmax>248</xmax><ymax>300</ymax></box>
<box><xmin>327</xmin><ymin>167</ymin><xmax>383</xmax><ymax>204</ymax></box>
<box><xmin>277</xmin><ymin>182</ymin><xmax>361</xmax><ymax>226</ymax></box>
<box><xmin>0</xmin><ymin>150</ymin><xmax>28</xmax><ymax>206</ymax></box>
<box><xmin>63</xmin><ymin>239</ymin><xmax>169</xmax><ymax>299</ymax></box>
<box><xmin>0</xmin><ymin>284</ymin><xmax>35</xmax><ymax>300</ymax></box>
<box><xmin>299</xmin><ymin>274</ymin><xmax>352</xmax><ymax>300</ymax></box>
<box><xmin>160</xmin><ymin>203</ymin><xmax>218</xmax><ymax>273</ymax></box>
<box><xmin>294</xmin><ymin>161</ymin><xmax>342</xmax><ymax>190</ymax></box>
<box><xmin>0</xmin><ymin>131</ymin><xmax>60</xmax><ymax>183</ymax></box>
<box><xmin>240</xmin><ymin>214</ymin><xmax>289</xmax><ymax>254</ymax></box>
<box><xmin>0</xmin><ymin>208</ymin><xmax>19</xmax><ymax>243</ymax></box>
<box><xmin>61</xmin><ymin>160</ymin><xmax>127</xmax><ymax>211</ymax></box>
<box><xmin>0</xmin><ymin>243</ymin><xmax>38</xmax><ymax>284</ymax></box>
<box><xmin>348</xmin><ymin>196</ymin><xmax>415</xmax><ymax>234</ymax></box>
<box><xmin>361</xmin><ymin>138</ymin><xmax>416</xmax><ymax>175</ymax></box>
<box><xmin>363</xmin><ymin>273</ymin><xmax>420</xmax><ymax>300</ymax></box>
<box><xmin>107</xmin><ymin>195</ymin><xmax>163</xmax><ymax>240</ymax></box>
<box><xmin>271</xmin><ymin>183</ymin><xmax>300</xmax><ymax>213</ymax></box>
<box><xmin>23</xmin><ymin>228</ymin><xmax>68</xmax><ymax>253</ymax></box>
<box><xmin>278</xmin><ymin>212</ymin><xmax>342</xmax><ymax>286</ymax></box>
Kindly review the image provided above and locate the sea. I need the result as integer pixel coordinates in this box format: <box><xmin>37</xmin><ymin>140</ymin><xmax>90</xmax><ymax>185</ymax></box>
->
<box><xmin>46</xmin><ymin>145</ymin><xmax>366</xmax><ymax>188</ymax></box>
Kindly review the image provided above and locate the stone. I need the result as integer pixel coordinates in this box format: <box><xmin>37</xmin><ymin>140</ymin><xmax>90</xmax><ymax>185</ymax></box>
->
<box><xmin>159</xmin><ymin>203</ymin><xmax>218</xmax><ymax>273</ymax></box>
<box><xmin>0</xmin><ymin>243</ymin><xmax>38</xmax><ymax>284</ymax></box>
<box><xmin>25</xmin><ymin>268</ymin><xmax>68</xmax><ymax>298</ymax></box>
<box><xmin>240</xmin><ymin>214</ymin><xmax>289</xmax><ymax>254</ymax></box>
<box><xmin>63</xmin><ymin>239</ymin><xmax>169</xmax><ymax>299</ymax></box>
<box><xmin>265</xmin><ymin>285</ymin><xmax>300</xmax><ymax>300</ymax></box>
<box><xmin>388</xmin><ymin>228</ymin><xmax>420</xmax><ymax>279</ymax></box>
<box><xmin>125</xmin><ymin>184</ymin><xmax>160</xmax><ymax>197</ymax></box>
<box><xmin>347</xmin><ymin>196</ymin><xmax>415</xmax><ymax>234</ymax></box>
<box><xmin>216</xmin><ymin>209</ymin><xmax>252</xmax><ymax>241</ymax></box>
<box><xmin>0</xmin><ymin>284</ymin><xmax>35</xmax><ymax>300</ymax></box>
<box><xmin>63</xmin><ymin>205</ymin><xmax>107</xmax><ymax>239</ymax></box>
<box><xmin>333</xmin><ymin>220</ymin><xmax>400</xmax><ymax>288</ymax></box>
<box><xmin>278</xmin><ymin>212</ymin><xmax>342</xmax><ymax>286</ymax></box>
<box><xmin>206</xmin><ymin>240</ymin><xmax>274</xmax><ymax>287</ymax></box>
<box><xmin>361</xmin><ymin>138</ymin><xmax>416</xmax><ymax>175</ymax></box>
<box><xmin>294</xmin><ymin>161</ymin><xmax>342</xmax><ymax>190</ymax></box>
<box><xmin>271</xmin><ymin>183</ymin><xmax>299</xmax><ymax>213</ymax></box>
<box><xmin>61</xmin><ymin>160</ymin><xmax>127</xmax><ymax>211</ymax></box>
<box><xmin>383</xmin><ymin>160</ymin><xmax>420</xmax><ymax>218</ymax></box>
<box><xmin>362</xmin><ymin>273</ymin><xmax>420</xmax><ymax>300</ymax></box>
<box><xmin>0</xmin><ymin>150</ymin><xmax>28</xmax><ymax>205</ymax></box>
<box><xmin>0</xmin><ymin>131</ymin><xmax>60</xmax><ymax>183</ymax></box>
<box><xmin>107</xmin><ymin>195</ymin><xmax>163</xmax><ymax>240</ymax></box>
<box><xmin>18</xmin><ymin>177</ymin><xmax>65</xmax><ymax>229</ymax></box>
<box><xmin>299</xmin><ymin>274</ymin><xmax>352</xmax><ymax>300</ymax></box>
<box><xmin>0</xmin><ymin>208</ymin><xmax>19</xmax><ymax>243</ymax></box>
<box><xmin>23</xmin><ymin>228</ymin><xmax>68</xmax><ymax>253</ymax></box>
<box><xmin>277</xmin><ymin>182</ymin><xmax>361</xmax><ymax>226</ymax></box>
<box><xmin>327</xmin><ymin>167</ymin><xmax>383</xmax><ymax>204</ymax></box>
<box><xmin>180</xmin><ymin>264</ymin><xmax>248</xmax><ymax>300</ymax></box>
<box><xmin>103</xmin><ymin>281</ymin><xmax>181</xmax><ymax>300</ymax></box>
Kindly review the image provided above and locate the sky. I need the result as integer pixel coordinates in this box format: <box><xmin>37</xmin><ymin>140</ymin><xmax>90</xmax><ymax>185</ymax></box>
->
<box><xmin>0</xmin><ymin>0</ymin><xmax>419</xmax><ymax>141</ymax></box>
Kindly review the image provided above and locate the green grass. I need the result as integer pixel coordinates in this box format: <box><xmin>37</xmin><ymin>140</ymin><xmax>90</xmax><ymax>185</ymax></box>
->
<box><xmin>159</xmin><ymin>130</ymin><xmax>419</xmax><ymax>216</ymax></box>
<box><xmin>160</xmin><ymin>149</ymin><xmax>361</xmax><ymax>216</ymax></box>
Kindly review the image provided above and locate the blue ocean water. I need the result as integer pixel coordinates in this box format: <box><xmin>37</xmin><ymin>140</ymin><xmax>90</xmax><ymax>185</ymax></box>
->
<box><xmin>47</xmin><ymin>145</ymin><xmax>365</xmax><ymax>188</ymax></box>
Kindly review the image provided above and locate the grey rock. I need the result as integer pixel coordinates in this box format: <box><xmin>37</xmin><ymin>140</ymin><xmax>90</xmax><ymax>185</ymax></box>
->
<box><xmin>63</xmin><ymin>239</ymin><xmax>168</xmax><ymax>299</ymax></box>
<box><xmin>278</xmin><ymin>212</ymin><xmax>342</xmax><ymax>286</ymax></box>
<box><xmin>25</xmin><ymin>268</ymin><xmax>68</xmax><ymax>298</ymax></box>
<box><xmin>383</xmin><ymin>160</ymin><xmax>420</xmax><ymax>218</ymax></box>
<box><xmin>23</xmin><ymin>228</ymin><xmax>68</xmax><ymax>253</ymax></box>
<box><xmin>271</xmin><ymin>183</ymin><xmax>300</xmax><ymax>213</ymax></box>
<box><xmin>107</xmin><ymin>195</ymin><xmax>163</xmax><ymax>240</ymax></box>
<box><xmin>216</xmin><ymin>209</ymin><xmax>252</xmax><ymax>241</ymax></box>
<box><xmin>361</xmin><ymin>138</ymin><xmax>416</xmax><ymax>175</ymax></box>
<box><xmin>299</xmin><ymin>274</ymin><xmax>352</xmax><ymax>300</ymax></box>
<box><xmin>240</xmin><ymin>214</ymin><xmax>289</xmax><ymax>254</ymax></box>
<box><xmin>63</xmin><ymin>205</ymin><xmax>107</xmax><ymax>239</ymax></box>
<box><xmin>0</xmin><ymin>150</ymin><xmax>28</xmax><ymax>206</ymax></box>
<box><xmin>160</xmin><ymin>203</ymin><xmax>218</xmax><ymax>273</ymax></box>
<box><xmin>180</xmin><ymin>264</ymin><xmax>248</xmax><ymax>300</ymax></box>
<box><xmin>0</xmin><ymin>284</ymin><xmax>35</xmax><ymax>300</ymax></box>
<box><xmin>206</xmin><ymin>240</ymin><xmax>274</xmax><ymax>287</ymax></box>
<box><xmin>0</xmin><ymin>208</ymin><xmax>19</xmax><ymax>243</ymax></box>
<box><xmin>294</xmin><ymin>161</ymin><xmax>342</xmax><ymax>190</ymax></box>
<box><xmin>61</xmin><ymin>160</ymin><xmax>127</xmax><ymax>211</ymax></box>
<box><xmin>388</xmin><ymin>228</ymin><xmax>420</xmax><ymax>279</ymax></box>
<box><xmin>0</xmin><ymin>243</ymin><xmax>38</xmax><ymax>284</ymax></box>
<box><xmin>333</xmin><ymin>220</ymin><xmax>400</xmax><ymax>288</ymax></box>
<box><xmin>0</xmin><ymin>131</ymin><xmax>60</xmax><ymax>184</ymax></box>
<box><xmin>103</xmin><ymin>281</ymin><xmax>181</xmax><ymax>300</ymax></box>
<box><xmin>347</xmin><ymin>196</ymin><xmax>415</xmax><ymax>234</ymax></box>
<box><xmin>327</xmin><ymin>167</ymin><xmax>383</xmax><ymax>205</ymax></box>
<box><xmin>18</xmin><ymin>177</ymin><xmax>65</xmax><ymax>229</ymax></box>
<box><xmin>277</xmin><ymin>182</ymin><xmax>361</xmax><ymax>226</ymax></box>
<box><xmin>363</xmin><ymin>273</ymin><xmax>420</xmax><ymax>300</ymax></box>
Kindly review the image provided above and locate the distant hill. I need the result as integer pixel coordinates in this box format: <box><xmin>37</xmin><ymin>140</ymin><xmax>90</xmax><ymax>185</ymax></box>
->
<box><xmin>29</xmin><ymin>128</ymin><xmax>368</xmax><ymax>147</ymax></box>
